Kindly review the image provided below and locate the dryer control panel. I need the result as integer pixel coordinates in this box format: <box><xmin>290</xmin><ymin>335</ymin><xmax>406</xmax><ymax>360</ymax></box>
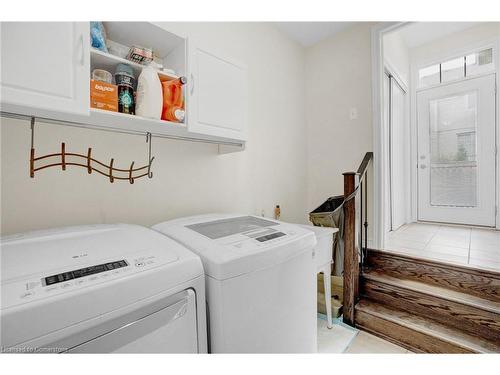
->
<box><xmin>2</xmin><ymin>251</ymin><xmax>166</xmax><ymax>308</ymax></box>
<box><xmin>43</xmin><ymin>260</ymin><xmax>129</xmax><ymax>286</ymax></box>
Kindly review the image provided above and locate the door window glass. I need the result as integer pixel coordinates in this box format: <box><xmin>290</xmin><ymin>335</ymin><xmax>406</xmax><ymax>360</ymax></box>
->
<box><xmin>419</xmin><ymin>64</ymin><xmax>440</xmax><ymax>88</ymax></box>
<box><xmin>441</xmin><ymin>57</ymin><xmax>465</xmax><ymax>83</ymax></box>
<box><xmin>429</xmin><ymin>91</ymin><xmax>477</xmax><ymax>207</ymax></box>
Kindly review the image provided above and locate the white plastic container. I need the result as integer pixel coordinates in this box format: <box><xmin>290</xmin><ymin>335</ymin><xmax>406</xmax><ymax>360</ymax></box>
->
<box><xmin>135</xmin><ymin>63</ymin><xmax>162</xmax><ymax>119</ymax></box>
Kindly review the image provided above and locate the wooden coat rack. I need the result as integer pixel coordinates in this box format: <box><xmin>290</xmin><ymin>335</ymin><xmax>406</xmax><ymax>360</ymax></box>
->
<box><xmin>29</xmin><ymin>118</ymin><xmax>155</xmax><ymax>184</ymax></box>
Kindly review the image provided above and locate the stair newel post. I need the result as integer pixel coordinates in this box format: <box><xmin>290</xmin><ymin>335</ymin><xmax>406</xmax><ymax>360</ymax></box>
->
<box><xmin>343</xmin><ymin>172</ymin><xmax>359</xmax><ymax>326</ymax></box>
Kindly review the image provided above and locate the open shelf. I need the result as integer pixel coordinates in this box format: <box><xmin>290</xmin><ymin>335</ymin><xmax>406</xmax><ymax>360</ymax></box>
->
<box><xmin>90</xmin><ymin>48</ymin><xmax>180</xmax><ymax>82</ymax></box>
<box><xmin>89</xmin><ymin>108</ymin><xmax>186</xmax><ymax>134</ymax></box>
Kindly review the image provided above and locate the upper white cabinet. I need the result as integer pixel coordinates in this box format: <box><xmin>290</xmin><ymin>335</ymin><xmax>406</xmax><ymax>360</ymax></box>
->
<box><xmin>188</xmin><ymin>41</ymin><xmax>248</xmax><ymax>141</ymax></box>
<box><xmin>0</xmin><ymin>22</ymin><xmax>247</xmax><ymax>149</ymax></box>
<box><xmin>1</xmin><ymin>22</ymin><xmax>90</xmax><ymax>116</ymax></box>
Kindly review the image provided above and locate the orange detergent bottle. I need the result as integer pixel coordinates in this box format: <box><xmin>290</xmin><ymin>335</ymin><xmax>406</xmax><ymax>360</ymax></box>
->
<box><xmin>162</xmin><ymin>76</ymin><xmax>187</xmax><ymax>122</ymax></box>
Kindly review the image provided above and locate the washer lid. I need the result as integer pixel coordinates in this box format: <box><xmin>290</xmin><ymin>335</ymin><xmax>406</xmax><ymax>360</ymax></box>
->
<box><xmin>152</xmin><ymin>214</ymin><xmax>317</xmax><ymax>280</ymax></box>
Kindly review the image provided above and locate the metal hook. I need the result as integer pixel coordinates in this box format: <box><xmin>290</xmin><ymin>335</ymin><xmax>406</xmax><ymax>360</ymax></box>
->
<box><xmin>87</xmin><ymin>148</ymin><xmax>93</xmax><ymax>174</ymax></box>
<box><xmin>146</xmin><ymin>132</ymin><xmax>154</xmax><ymax>178</ymax></box>
<box><xmin>30</xmin><ymin>117</ymin><xmax>35</xmax><ymax>178</ymax></box>
<box><xmin>28</xmin><ymin>121</ymin><xmax>155</xmax><ymax>183</ymax></box>
<box><xmin>147</xmin><ymin>156</ymin><xmax>155</xmax><ymax>179</ymax></box>
<box><xmin>61</xmin><ymin>143</ymin><xmax>66</xmax><ymax>171</ymax></box>
<box><xmin>146</xmin><ymin>132</ymin><xmax>152</xmax><ymax>157</ymax></box>
<box><xmin>30</xmin><ymin>117</ymin><xmax>35</xmax><ymax>150</ymax></box>
<box><xmin>109</xmin><ymin>158</ymin><xmax>114</xmax><ymax>183</ymax></box>
<box><xmin>129</xmin><ymin>161</ymin><xmax>135</xmax><ymax>184</ymax></box>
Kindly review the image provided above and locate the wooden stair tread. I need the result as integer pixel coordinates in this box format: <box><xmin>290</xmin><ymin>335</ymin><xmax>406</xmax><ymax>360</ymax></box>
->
<box><xmin>363</xmin><ymin>270</ymin><xmax>500</xmax><ymax>314</ymax></box>
<box><xmin>356</xmin><ymin>299</ymin><xmax>500</xmax><ymax>353</ymax></box>
<box><xmin>369</xmin><ymin>249</ymin><xmax>500</xmax><ymax>277</ymax></box>
<box><xmin>367</xmin><ymin>249</ymin><xmax>500</xmax><ymax>302</ymax></box>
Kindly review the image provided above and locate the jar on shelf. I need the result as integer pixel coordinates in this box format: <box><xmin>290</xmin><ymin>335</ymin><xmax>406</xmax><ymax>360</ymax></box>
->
<box><xmin>114</xmin><ymin>63</ymin><xmax>135</xmax><ymax>115</ymax></box>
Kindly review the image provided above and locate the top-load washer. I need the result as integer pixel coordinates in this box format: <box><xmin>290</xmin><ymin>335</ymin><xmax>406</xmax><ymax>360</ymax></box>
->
<box><xmin>0</xmin><ymin>224</ymin><xmax>207</xmax><ymax>353</ymax></box>
<box><xmin>152</xmin><ymin>214</ymin><xmax>317</xmax><ymax>353</ymax></box>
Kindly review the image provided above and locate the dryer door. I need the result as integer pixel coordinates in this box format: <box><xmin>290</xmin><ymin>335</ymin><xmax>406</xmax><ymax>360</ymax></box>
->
<box><xmin>66</xmin><ymin>290</ymin><xmax>198</xmax><ymax>353</ymax></box>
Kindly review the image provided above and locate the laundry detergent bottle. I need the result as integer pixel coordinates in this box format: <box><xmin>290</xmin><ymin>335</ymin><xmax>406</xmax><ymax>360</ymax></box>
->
<box><xmin>162</xmin><ymin>76</ymin><xmax>187</xmax><ymax>122</ymax></box>
<box><xmin>135</xmin><ymin>63</ymin><xmax>163</xmax><ymax>119</ymax></box>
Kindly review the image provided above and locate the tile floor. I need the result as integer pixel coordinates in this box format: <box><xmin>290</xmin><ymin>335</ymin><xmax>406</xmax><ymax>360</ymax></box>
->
<box><xmin>317</xmin><ymin>317</ymin><xmax>410</xmax><ymax>353</ymax></box>
<box><xmin>384</xmin><ymin>222</ymin><xmax>500</xmax><ymax>271</ymax></box>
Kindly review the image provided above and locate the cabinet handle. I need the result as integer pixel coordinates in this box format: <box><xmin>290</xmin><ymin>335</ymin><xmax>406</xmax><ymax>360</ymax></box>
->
<box><xmin>79</xmin><ymin>34</ymin><xmax>85</xmax><ymax>66</ymax></box>
<box><xmin>190</xmin><ymin>73</ymin><xmax>195</xmax><ymax>95</ymax></box>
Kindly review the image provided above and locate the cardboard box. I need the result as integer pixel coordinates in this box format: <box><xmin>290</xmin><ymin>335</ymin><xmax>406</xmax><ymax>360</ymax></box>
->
<box><xmin>317</xmin><ymin>273</ymin><xmax>343</xmax><ymax>302</ymax></box>
<box><xmin>317</xmin><ymin>292</ymin><xmax>343</xmax><ymax>318</ymax></box>
<box><xmin>90</xmin><ymin>79</ymin><xmax>118</xmax><ymax>112</ymax></box>
<box><xmin>317</xmin><ymin>273</ymin><xmax>343</xmax><ymax>318</ymax></box>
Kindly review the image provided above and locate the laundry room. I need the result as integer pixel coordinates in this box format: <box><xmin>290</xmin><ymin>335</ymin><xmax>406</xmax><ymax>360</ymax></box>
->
<box><xmin>1</xmin><ymin>18</ymin><xmax>347</xmax><ymax>357</ymax></box>
<box><xmin>1</xmin><ymin>1</ymin><xmax>499</xmax><ymax>374</ymax></box>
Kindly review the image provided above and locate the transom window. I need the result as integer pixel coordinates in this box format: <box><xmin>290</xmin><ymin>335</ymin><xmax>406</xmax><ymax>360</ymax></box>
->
<box><xmin>418</xmin><ymin>48</ymin><xmax>493</xmax><ymax>88</ymax></box>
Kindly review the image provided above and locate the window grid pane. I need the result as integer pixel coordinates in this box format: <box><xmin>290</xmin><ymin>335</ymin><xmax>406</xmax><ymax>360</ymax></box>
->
<box><xmin>466</xmin><ymin>48</ymin><xmax>494</xmax><ymax>77</ymax></box>
<box><xmin>419</xmin><ymin>64</ymin><xmax>440</xmax><ymax>88</ymax></box>
<box><xmin>418</xmin><ymin>48</ymin><xmax>494</xmax><ymax>88</ymax></box>
<box><xmin>441</xmin><ymin>57</ymin><xmax>465</xmax><ymax>83</ymax></box>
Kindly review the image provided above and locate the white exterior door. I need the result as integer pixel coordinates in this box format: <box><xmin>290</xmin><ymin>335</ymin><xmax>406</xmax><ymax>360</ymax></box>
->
<box><xmin>417</xmin><ymin>74</ymin><xmax>496</xmax><ymax>226</ymax></box>
<box><xmin>187</xmin><ymin>40</ymin><xmax>247</xmax><ymax>141</ymax></box>
<box><xmin>0</xmin><ymin>22</ymin><xmax>89</xmax><ymax>116</ymax></box>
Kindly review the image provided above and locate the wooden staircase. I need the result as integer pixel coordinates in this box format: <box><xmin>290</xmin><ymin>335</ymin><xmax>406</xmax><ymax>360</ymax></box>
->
<box><xmin>355</xmin><ymin>250</ymin><xmax>500</xmax><ymax>353</ymax></box>
<box><xmin>339</xmin><ymin>154</ymin><xmax>500</xmax><ymax>353</ymax></box>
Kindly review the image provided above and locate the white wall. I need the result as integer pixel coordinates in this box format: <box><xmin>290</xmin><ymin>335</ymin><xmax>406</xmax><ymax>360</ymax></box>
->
<box><xmin>0</xmin><ymin>22</ymin><xmax>308</xmax><ymax>235</ymax></box>
<box><xmin>410</xmin><ymin>22</ymin><xmax>500</xmax><ymax>65</ymax></box>
<box><xmin>305</xmin><ymin>23</ymin><xmax>374</xmax><ymax>225</ymax></box>
<box><xmin>383</xmin><ymin>31</ymin><xmax>410</xmax><ymax>86</ymax></box>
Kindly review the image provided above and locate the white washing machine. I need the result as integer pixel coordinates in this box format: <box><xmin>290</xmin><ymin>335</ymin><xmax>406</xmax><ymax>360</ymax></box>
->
<box><xmin>0</xmin><ymin>224</ymin><xmax>207</xmax><ymax>353</ymax></box>
<box><xmin>152</xmin><ymin>214</ymin><xmax>317</xmax><ymax>353</ymax></box>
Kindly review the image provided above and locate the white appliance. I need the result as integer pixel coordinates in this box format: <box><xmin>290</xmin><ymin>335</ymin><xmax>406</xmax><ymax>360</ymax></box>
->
<box><xmin>152</xmin><ymin>214</ymin><xmax>317</xmax><ymax>353</ymax></box>
<box><xmin>0</xmin><ymin>224</ymin><xmax>207</xmax><ymax>353</ymax></box>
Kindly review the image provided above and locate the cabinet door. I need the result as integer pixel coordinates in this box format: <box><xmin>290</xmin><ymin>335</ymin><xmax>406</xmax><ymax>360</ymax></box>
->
<box><xmin>0</xmin><ymin>22</ymin><xmax>89</xmax><ymax>116</ymax></box>
<box><xmin>187</xmin><ymin>40</ymin><xmax>248</xmax><ymax>141</ymax></box>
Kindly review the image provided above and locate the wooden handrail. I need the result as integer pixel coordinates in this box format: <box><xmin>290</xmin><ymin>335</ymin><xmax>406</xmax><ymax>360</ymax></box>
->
<box><xmin>342</xmin><ymin>152</ymin><xmax>373</xmax><ymax>327</ymax></box>
<box><xmin>357</xmin><ymin>151</ymin><xmax>373</xmax><ymax>176</ymax></box>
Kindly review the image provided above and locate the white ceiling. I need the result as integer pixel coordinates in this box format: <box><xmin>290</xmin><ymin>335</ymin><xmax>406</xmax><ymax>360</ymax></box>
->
<box><xmin>273</xmin><ymin>22</ymin><xmax>355</xmax><ymax>47</ymax></box>
<box><xmin>396</xmin><ymin>22</ymin><xmax>480</xmax><ymax>48</ymax></box>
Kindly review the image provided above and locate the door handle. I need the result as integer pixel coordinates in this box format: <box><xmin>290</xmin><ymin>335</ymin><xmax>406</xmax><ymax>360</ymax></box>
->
<box><xmin>190</xmin><ymin>73</ymin><xmax>195</xmax><ymax>96</ymax></box>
